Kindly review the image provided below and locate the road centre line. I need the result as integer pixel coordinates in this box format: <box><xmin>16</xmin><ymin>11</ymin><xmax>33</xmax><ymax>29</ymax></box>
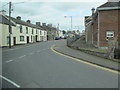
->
<box><xmin>36</xmin><ymin>48</ymin><xmax>49</xmax><ymax>53</ymax></box>
<box><xmin>30</xmin><ymin>52</ymin><xmax>35</xmax><ymax>55</ymax></box>
<box><xmin>51</xmin><ymin>45</ymin><xmax>120</xmax><ymax>75</ymax></box>
<box><xmin>37</xmin><ymin>50</ymin><xmax>40</xmax><ymax>52</ymax></box>
<box><xmin>0</xmin><ymin>75</ymin><xmax>20</xmax><ymax>88</ymax></box>
<box><xmin>5</xmin><ymin>60</ymin><xmax>14</xmax><ymax>63</ymax></box>
<box><xmin>5</xmin><ymin>48</ymin><xmax>48</xmax><ymax>63</ymax></box>
<box><xmin>18</xmin><ymin>55</ymin><xmax>26</xmax><ymax>59</ymax></box>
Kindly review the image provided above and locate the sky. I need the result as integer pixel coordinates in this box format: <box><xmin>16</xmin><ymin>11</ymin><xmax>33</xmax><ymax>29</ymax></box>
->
<box><xmin>0</xmin><ymin>0</ymin><xmax>108</xmax><ymax>32</ymax></box>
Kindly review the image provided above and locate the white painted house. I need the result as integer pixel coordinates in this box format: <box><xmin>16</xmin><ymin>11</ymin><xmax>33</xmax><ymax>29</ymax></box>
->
<box><xmin>0</xmin><ymin>11</ymin><xmax>47</xmax><ymax>47</ymax></box>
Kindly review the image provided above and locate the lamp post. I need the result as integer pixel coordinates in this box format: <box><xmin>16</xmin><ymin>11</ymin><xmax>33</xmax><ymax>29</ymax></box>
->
<box><xmin>64</xmin><ymin>16</ymin><xmax>72</xmax><ymax>31</ymax></box>
<box><xmin>9</xmin><ymin>2</ymin><xmax>12</xmax><ymax>48</ymax></box>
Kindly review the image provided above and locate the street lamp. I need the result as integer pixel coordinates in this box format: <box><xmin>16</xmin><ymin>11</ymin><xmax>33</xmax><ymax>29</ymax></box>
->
<box><xmin>64</xmin><ymin>16</ymin><xmax>72</xmax><ymax>31</ymax></box>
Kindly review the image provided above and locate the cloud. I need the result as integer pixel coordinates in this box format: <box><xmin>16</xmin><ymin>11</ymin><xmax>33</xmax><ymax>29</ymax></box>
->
<box><xmin>1</xmin><ymin>1</ymin><xmax>108</xmax><ymax>32</ymax></box>
<box><xmin>2</xmin><ymin>0</ymin><xmax>107</xmax><ymax>2</ymax></box>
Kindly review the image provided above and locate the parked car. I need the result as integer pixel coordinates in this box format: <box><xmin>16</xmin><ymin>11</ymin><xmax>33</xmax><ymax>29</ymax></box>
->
<box><xmin>55</xmin><ymin>37</ymin><xmax>60</xmax><ymax>40</ymax></box>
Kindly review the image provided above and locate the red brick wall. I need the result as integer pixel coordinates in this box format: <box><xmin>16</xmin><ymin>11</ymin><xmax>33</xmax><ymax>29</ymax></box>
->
<box><xmin>99</xmin><ymin>10</ymin><xmax>119</xmax><ymax>47</ymax></box>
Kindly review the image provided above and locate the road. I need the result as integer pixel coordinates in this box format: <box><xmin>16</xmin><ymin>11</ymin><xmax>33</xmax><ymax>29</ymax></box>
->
<box><xmin>1</xmin><ymin>40</ymin><xmax>119</xmax><ymax>88</ymax></box>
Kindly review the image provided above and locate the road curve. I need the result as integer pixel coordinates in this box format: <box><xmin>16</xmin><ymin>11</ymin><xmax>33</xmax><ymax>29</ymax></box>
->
<box><xmin>1</xmin><ymin>40</ymin><xmax>119</xmax><ymax>88</ymax></box>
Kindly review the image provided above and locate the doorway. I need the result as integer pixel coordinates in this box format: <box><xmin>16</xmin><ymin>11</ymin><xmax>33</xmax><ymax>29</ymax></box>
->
<box><xmin>27</xmin><ymin>36</ymin><xmax>29</xmax><ymax>43</ymax></box>
<box><xmin>36</xmin><ymin>35</ymin><xmax>38</xmax><ymax>42</ymax></box>
<box><xmin>13</xmin><ymin>37</ymin><xmax>16</xmax><ymax>45</ymax></box>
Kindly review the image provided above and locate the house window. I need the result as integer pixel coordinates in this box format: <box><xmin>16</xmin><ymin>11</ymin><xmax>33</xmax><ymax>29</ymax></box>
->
<box><xmin>20</xmin><ymin>25</ymin><xmax>22</xmax><ymax>33</ymax></box>
<box><xmin>26</xmin><ymin>27</ymin><xmax>28</xmax><ymax>34</ymax></box>
<box><xmin>106</xmin><ymin>31</ymin><xmax>114</xmax><ymax>40</ymax></box>
<box><xmin>32</xmin><ymin>29</ymin><xmax>34</xmax><ymax>34</ymax></box>
<box><xmin>7</xmin><ymin>36</ymin><xmax>9</xmax><ymax>44</ymax></box>
<box><xmin>20</xmin><ymin>36</ymin><xmax>24</xmax><ymax>41</ymax></box>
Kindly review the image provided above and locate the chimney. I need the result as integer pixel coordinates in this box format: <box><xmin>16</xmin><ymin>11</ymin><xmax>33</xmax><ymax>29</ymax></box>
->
<box><xmin>91</xmin><ymin>8</ymin><xmax>95</xmax><ymax>15</ymax></box>
<box><xmin>42</xmin><ymin>23</ymin><xmax>46</xmax><ymax>26</ymax></box>
<box><xmin>16</xmin><ymin>16</ymin><xmax>21</xmax><ymax>20</ymax></box>
<box><xmin>36</xmin><ymin>22</ymin><xmax>41</xmax><ymax>26</ymax></box>
<box><xmin>47</xmin><ymin>24</ymin><xmax>52</xmax><ymax>27</ymax></box>
<box><xmin>26</xmin><ymin>20</ymin><xmax>31</xmax><ymax>23</ymax></box>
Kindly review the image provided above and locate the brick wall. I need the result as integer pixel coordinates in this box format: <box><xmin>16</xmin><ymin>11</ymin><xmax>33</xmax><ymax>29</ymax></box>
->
<box><xmin>99</xmin><ymin>10</ymin><xmax>119</xmax><ymax>47</ymax></box>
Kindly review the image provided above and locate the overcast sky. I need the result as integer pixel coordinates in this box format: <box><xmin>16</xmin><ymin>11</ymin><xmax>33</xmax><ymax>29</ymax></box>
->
<box><xmin>1</xmin><ymin>0</ymin><xmax>108</xmax><ymax>32</ymax></box>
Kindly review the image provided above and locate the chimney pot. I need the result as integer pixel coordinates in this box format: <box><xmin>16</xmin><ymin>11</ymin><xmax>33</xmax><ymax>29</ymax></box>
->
<box><xmin>42</xmin><ymin>23</ymin><xmax>46</xmax><ymax>26</ymax></box>
<box><xmin>16</xmin><ymin>16</ymin><xmax>21</xmax><ymax>20</ymax></box>
<box><xmin>91</xmin><ymin>8</ymin><xmax>95</xmax><ymax>15</ymax></box>
<box><xmin>36</xmin><ymin>22</ymin><xmax>41</xmax><ymax>26</ymax></box>
<box><xmin>26</xmin><ymin>20</ymin><xmax>31</xmax><ymax>23</ymax></box>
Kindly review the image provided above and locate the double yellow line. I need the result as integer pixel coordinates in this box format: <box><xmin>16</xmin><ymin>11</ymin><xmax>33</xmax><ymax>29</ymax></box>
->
<box><xmin>51</xmin><ymin>46</ymin><xmax>120</xmax><ymax>75</ymax></box>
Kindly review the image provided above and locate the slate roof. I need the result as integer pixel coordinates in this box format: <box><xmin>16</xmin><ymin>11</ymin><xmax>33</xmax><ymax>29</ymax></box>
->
<box><xmin>0</xmin><ymin>15</ymin><xmax>15</xmax><ymax>26</ymax></box>
<box><xmin>9</xmin><ymin>16</ymin><xmax>42</xmax><ymax>29</ymax></box>
<box><xmin>98</xmin><ymin>2</ymin><xmax>120</xmax><ymax>8</ymax></box>
<box><xmin>1</xmin><ymin>15</ymin><xmax>57</xmax><ymax>30</ymax></box>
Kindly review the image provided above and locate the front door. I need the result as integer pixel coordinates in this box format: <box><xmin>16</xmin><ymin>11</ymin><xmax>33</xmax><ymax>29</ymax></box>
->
<box><xmin>27</xmin><ymin>36</ymin><xmax>29</xmax><ymax>43</ymax></box>
<box><xmin>36</xmin><ymin>35</ymin><xmax>38</xmax><ymax>42</ymax></box>
<box><xmin>13</xmin><ymin>37</ymin><xmax>16</xmax><ymax>45</ymax></box>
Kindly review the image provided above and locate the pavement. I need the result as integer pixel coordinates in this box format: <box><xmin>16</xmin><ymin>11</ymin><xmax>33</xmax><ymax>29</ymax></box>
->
<box><xmin>1</xmin><ymin>40</ymin><xmax>119</xmax><ymax>88</ymax></box>
<box><xmin>53</xmin><ymin>41</ymin><xmax>120</xmax><ymax>71</ymax></box>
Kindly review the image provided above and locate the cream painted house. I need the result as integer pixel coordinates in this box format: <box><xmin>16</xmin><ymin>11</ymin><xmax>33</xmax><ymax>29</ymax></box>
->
<box><xmin>0</xmin><ymin>11</ymin><xmax>47</xmax><ymax>47</ymax></box>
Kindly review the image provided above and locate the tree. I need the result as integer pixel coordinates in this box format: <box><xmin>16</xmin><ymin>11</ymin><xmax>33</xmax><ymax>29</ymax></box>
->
<box><xmin>62</xmin><ymin>30</ymin><xmax>66</xmax><ymax>34</ymax></box>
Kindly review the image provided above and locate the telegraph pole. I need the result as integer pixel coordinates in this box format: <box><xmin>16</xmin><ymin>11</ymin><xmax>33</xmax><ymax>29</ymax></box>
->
<box><xmin>64</xmin><ymin>16</ymin><xmax>73</xmax><ymax>31</ymax></box>
<box><xmin>70</xmin><ymin>16</ymin><xmax>72</xmax><ymax>31</ymax></box>
<box><xmin>9</xmin><ymin>2</ymin><xmax>11</xmax><ymax>48</ymax></box>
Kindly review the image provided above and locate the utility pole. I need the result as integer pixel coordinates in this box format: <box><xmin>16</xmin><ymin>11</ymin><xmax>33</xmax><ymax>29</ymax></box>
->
<box><xmin>64</xmin><ymin>16</ymin><xmax>73</xmax><ymax>31</ymax></box>
<box><xmin>57</xmin><ymin>23</ymin><xmax>59</xmax><ymax>30</ymax></box>
<box><xmin>9</xmin><ymin>2</ymin><xmax>11</xmax><ymax>48</ymax></box>
<box><xmin>70</xmin><ymin>16</ymin><xmax>72</xmax><ymax>31</ymax></box>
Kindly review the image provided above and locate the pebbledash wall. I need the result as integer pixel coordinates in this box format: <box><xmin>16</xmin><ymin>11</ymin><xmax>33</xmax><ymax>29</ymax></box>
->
<box><xmin>0</xmin><ymin>23</ymin><xmax>15</xmax><ymax>46</ymax></box>
<box><xmin>0</xmin><ymin>15</ymin><xmax>47</xmax><ymax>47</ymax></box>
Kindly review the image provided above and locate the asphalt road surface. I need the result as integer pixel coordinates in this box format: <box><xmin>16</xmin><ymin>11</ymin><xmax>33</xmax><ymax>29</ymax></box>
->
<box><xmin>1</xmin><ymin>40</ymin><xmax>119</xmax><ymax>88</ymax></box>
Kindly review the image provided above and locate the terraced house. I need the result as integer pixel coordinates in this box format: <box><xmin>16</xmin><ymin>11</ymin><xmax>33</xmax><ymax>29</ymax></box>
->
<box><xmin>0</xmin><ymin>10</ymin><xmax>47</xmax><ymax>47</ymax></box>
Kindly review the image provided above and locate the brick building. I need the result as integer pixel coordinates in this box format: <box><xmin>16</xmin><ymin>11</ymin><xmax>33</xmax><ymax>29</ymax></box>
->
<box><xmin>86</xmin><ymin>2</ymin><xmax>120</xmax><ymax>48</ymax></box>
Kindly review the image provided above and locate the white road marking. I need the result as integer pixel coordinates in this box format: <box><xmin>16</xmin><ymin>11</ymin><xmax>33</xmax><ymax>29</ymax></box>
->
<box><xmin>0</xmin><ymin>75</ymin><xmax>20</xmax><ymax>88</ymax></box>
<box><xmin>18</xmin><ymin>55</ymin><xmax>26</xmax><ymax>59</ymax></box>
<box><xmin>5</xmin><ymin>60</ymin><xmax>14</xmax><ymax>63</ymax></box>
<box><xmin>30</xmin><ymin>52</ymin><xmax>34</xmax><ymax>55</ymax></box>
<box><xmin>37</xmin><ymin>50</ymin><xmax>41</xmax><ymax>53</ymax></box>
<box><xmin>36</xmin><ymin>49</ymin><xmax>48</xmax><ymax>53</ymax></box>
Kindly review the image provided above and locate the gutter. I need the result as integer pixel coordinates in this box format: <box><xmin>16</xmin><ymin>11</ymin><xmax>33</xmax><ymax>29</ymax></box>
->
<box><xmin>97</xmin><ymin>7</ymin><xmax>120</xmax><ymax>11</ymax></box>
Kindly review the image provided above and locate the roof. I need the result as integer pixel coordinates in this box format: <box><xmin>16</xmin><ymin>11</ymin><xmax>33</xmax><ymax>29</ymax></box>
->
<box><xmin>98</xmin><ymin>2</ymin><xmax>119</xmax><ymax>8</ymax></box>
<box><xmin>9</xmin><ymin>16</ymin><xmax>42</xmax><ymax>29</ymax></box>
<box><xmin>1</xmin><ymin>15</ymin><xmax>57</xmax><ymax>30</ymax></box>
<box><xmin>0</xmin><ymin>15</ymin><xmax>15</xmax><ymax>26</ymax></box>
